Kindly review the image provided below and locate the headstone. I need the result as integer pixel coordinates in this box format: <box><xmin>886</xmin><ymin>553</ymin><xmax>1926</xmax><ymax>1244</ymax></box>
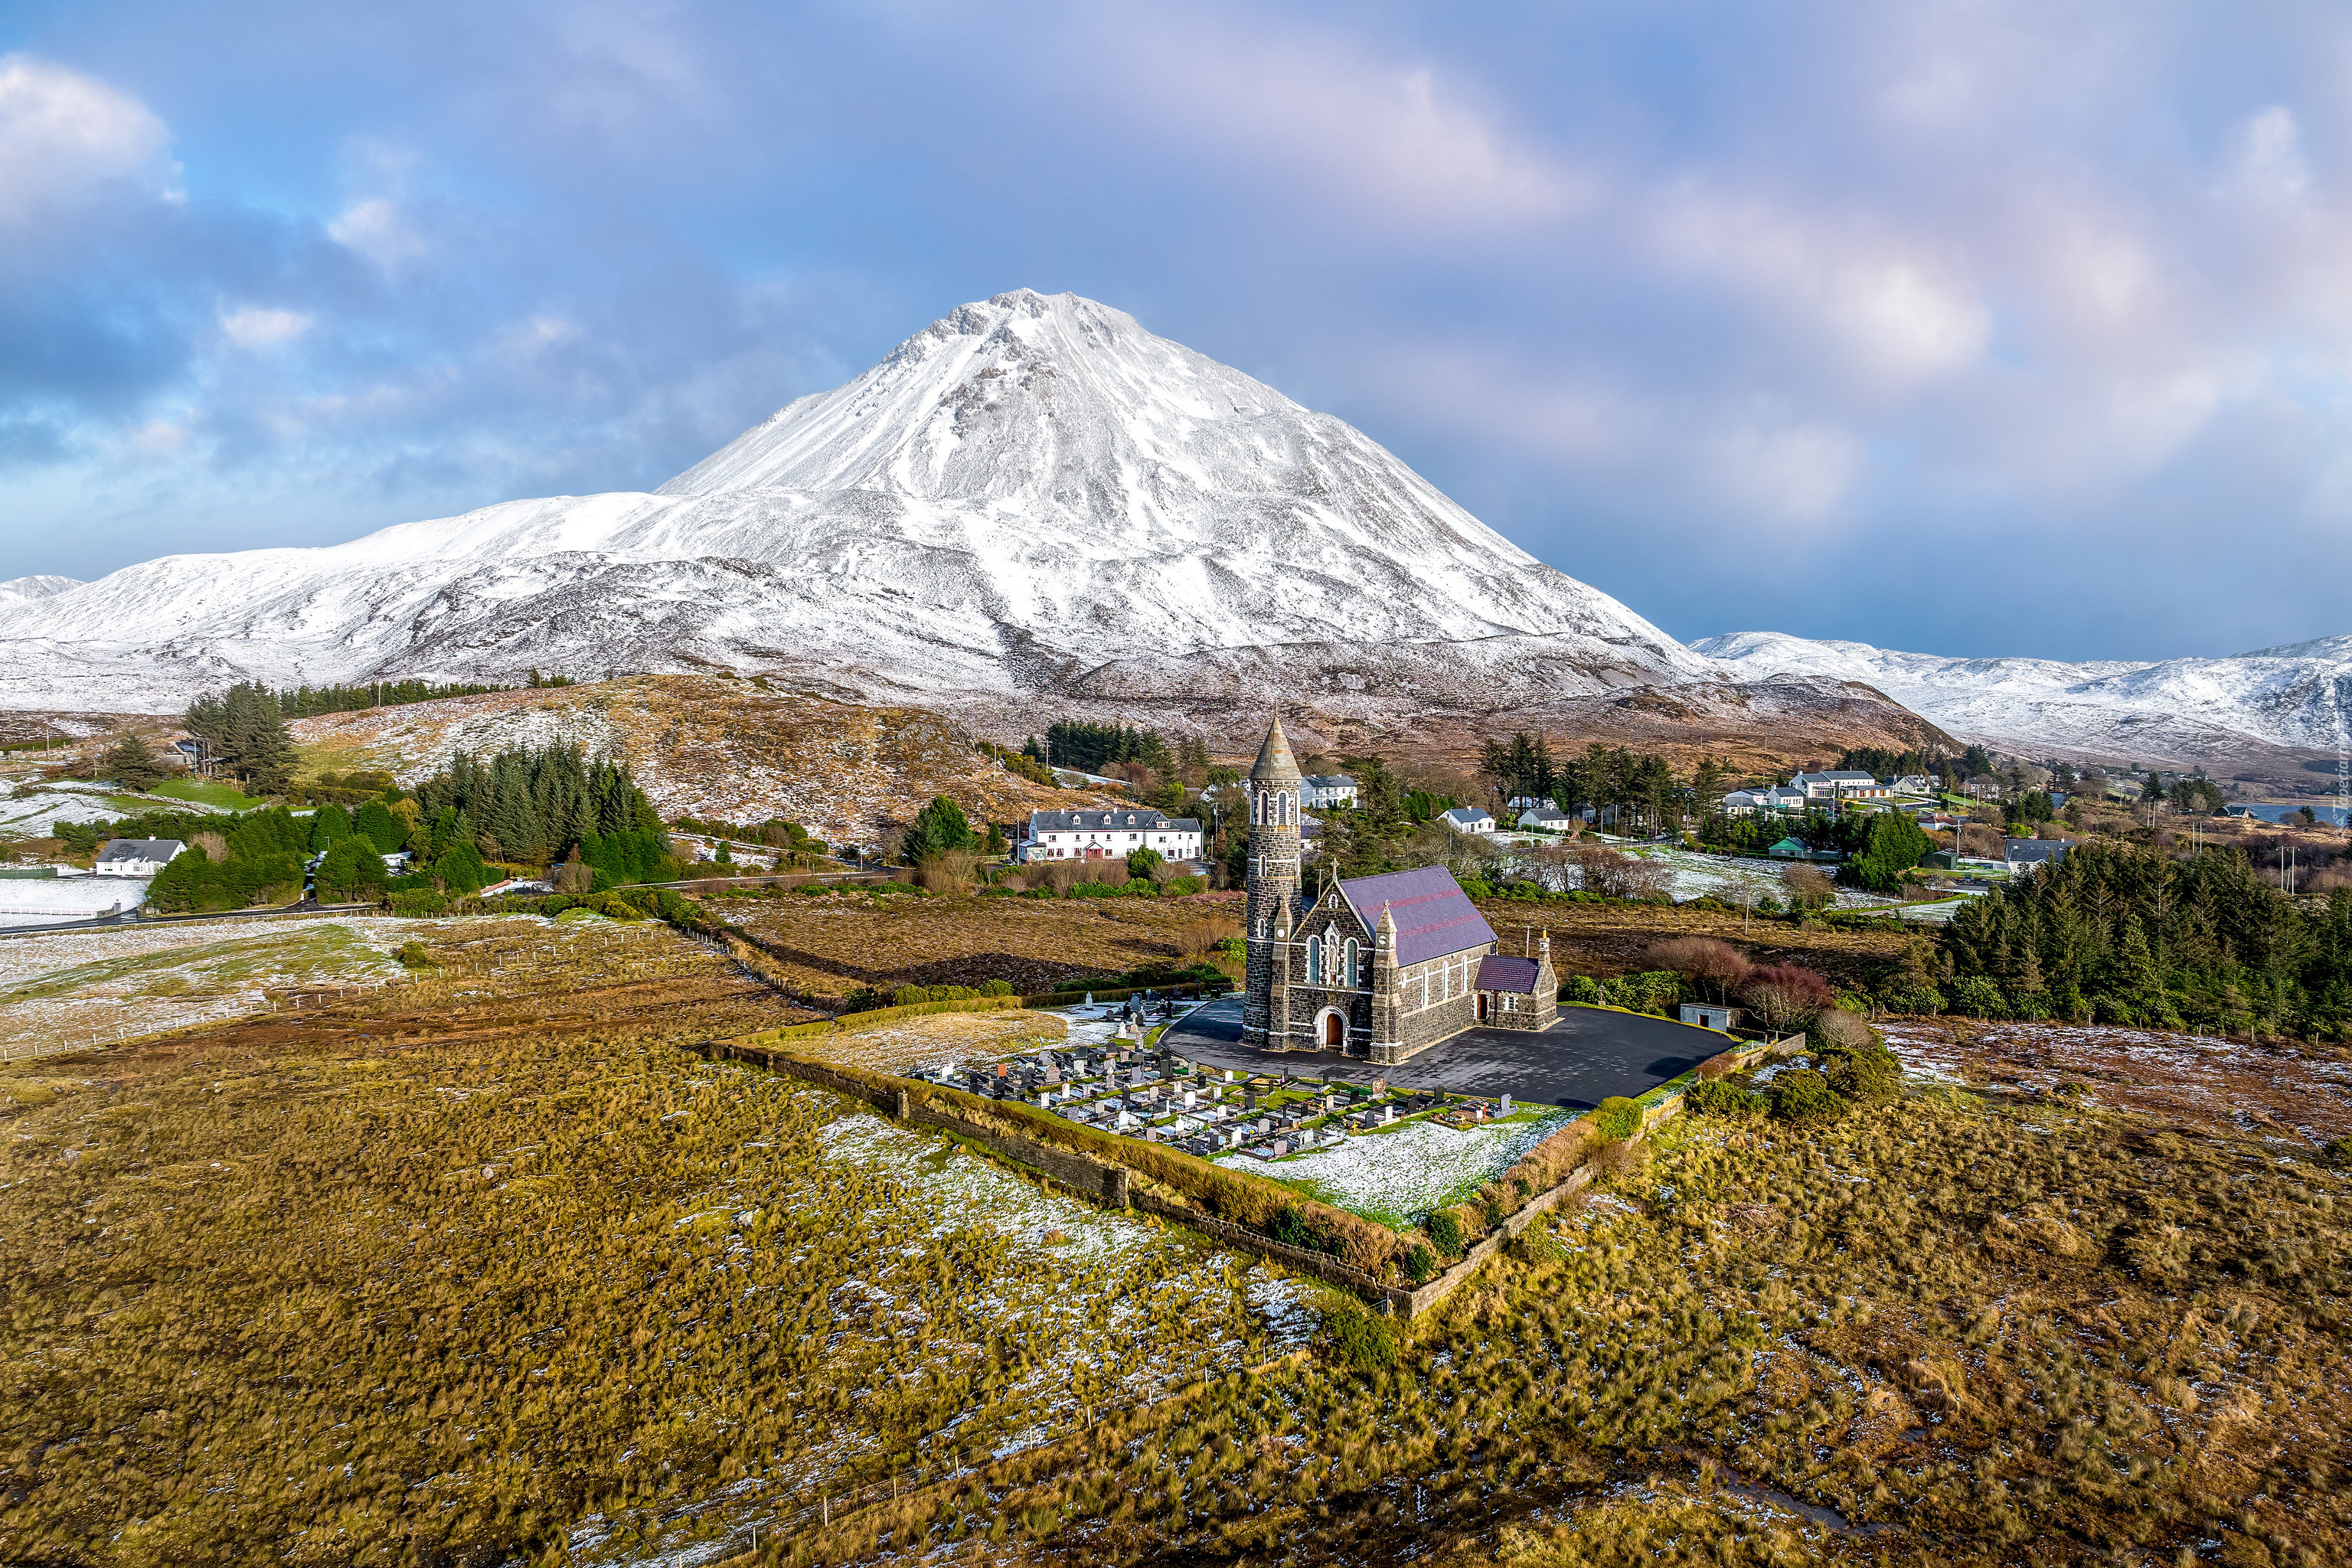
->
<box><xmin>1224</xmin><ymin>1068</ymin><xmax>1236</xmax><ymax>1083</ymax></box>
<box><xmin>1243</xmin><ymin>1090</ymin><xmax>1259</xmax><ymax>1111</ymax></box>
<box><xmin>1369</xmin><ymin>1076</ymin><xmax>1387</xmax><ymax>1097</ymax></box>
<box><xmin>1381</xmin><ymin>1106</ymin><xmax>1396</xmax><ymax>1125</ymax></box>
<box><xmin>1500</xmin><ymin>1093</ymin><xmax>1512</xmax><ymax>1114</ymax></box>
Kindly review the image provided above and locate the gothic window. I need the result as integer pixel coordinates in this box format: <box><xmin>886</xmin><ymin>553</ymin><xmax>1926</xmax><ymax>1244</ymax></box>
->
<box><xmin>1305</xmin><ymin>936</ymin><xmax>1322</xmax><ymax>985</ymax></box>
<box><xmin>1344</xmin><ymin>939</ymin><xmax>1360</xmax><ymax>987</ymax></box>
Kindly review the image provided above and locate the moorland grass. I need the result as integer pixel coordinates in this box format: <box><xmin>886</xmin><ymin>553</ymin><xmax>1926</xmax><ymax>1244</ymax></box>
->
<box><xmin>0</xmin><ymin>1019</ymin><xmax>1275</xmax><ymax>1566</ymax></box>
<box><xmin>815</xmin><ymin>1088</ymin><xmax>2352</xmax><ymax>1567</ymax></box>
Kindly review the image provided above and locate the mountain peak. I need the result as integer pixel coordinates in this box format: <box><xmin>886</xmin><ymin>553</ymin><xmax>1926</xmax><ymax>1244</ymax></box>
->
<box><xmin>0</xmin><ymin>292</ymin><xmax>1720</xmax><ymax>709</ymax></box>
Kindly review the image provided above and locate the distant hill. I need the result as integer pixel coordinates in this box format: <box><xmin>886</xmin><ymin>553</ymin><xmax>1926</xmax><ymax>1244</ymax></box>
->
<box><xmin>1694</xmin><ymin>629</ymin><xmax>2352</xmax><ymax>771</ymax></box>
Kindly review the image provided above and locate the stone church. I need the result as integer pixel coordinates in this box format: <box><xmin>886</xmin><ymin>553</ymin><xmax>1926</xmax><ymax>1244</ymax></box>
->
<box><xmin>1241</xmin><ymin>714</ymin><xmax>1557</xmax><ymax>1064</ymax></box>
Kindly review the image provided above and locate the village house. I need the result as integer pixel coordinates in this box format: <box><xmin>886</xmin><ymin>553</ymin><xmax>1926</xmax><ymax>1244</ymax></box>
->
<box><xmin>94</xmin><ymin>839</ymin><xmax>185</xmax><ymax>877</ymax></box>
<box><xmin>2004</xmin><ymin>838</ymin><xmax>2072</xmax><ymax>873</ymax></box>
<box><xmin>1516</xmin><ymin>807</ymin><xmax>1578</xmax><ymax>831</ymax></box>
<box><xmin>1439</xmin><ymin>806</ymin><xmax>1495</xmax><ymax>835</ymax></box>
<box><xmin>1301</xmin><ymin>773</ymin><xmax>1359</xmax><ymax>808</ymax></box>
<box><xmin>1720</xmin><ymin>784</ymin><xmax>1808</xmax><ymax>816</ymax></box>
<box><xmin>1243</xmin><ymin>716</ymin><xmax>1555</xmax><ymax>1063</ymax></box>
<box><xmin>1018</xmin><ymin>808</ymin><xmax>1202</xmax><ymax>864</ymax></box>
<box><xmin>1794</xmin><ymin>769</ymin><xmax>1890</xmax><ymax>801</ymax></box>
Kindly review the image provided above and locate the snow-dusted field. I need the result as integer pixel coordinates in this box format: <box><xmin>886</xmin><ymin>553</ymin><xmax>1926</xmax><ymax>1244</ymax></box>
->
<box><xmin>0</xmin><ymin>875</ymin><xmax>151</xmax><ymax>928</ymax></box>
<box><xmin>1244</xmin><ymin>1110</ymin><xmax>1573</xmax><ymax>1224</ymax></box>
<box><xmin>0</xmin><ymin>779</ymin><xmax>139</xmax><ymax>834</ymax></box>
<box><xmin>0</xmin><ymin>916</ymin><xmax>421</xmax><ymax>1057</ymax></box>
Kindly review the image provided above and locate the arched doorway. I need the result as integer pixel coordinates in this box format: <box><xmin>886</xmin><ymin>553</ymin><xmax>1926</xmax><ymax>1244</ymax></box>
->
<box><xmin>1318</xmin><ymin>1008</ymin><xmax>1346</xmax><ymax>1049</ymax></box>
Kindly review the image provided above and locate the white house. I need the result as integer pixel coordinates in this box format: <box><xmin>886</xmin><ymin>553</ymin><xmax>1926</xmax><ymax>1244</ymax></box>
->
<box><xmin>1505</xmin><ymin>795</ymin><xmax>1557</xmax><ymax>814</ymax></box>
<box><xmin>1720</xmin><ymin>786</ymin><xmax>1808</xmax><ymax>816</ymax></box>
<box><xmin>1794</xmin><ymin>770</ymin><xmax>1890</xmax><ymax>801</ymax></box>
<box><xmin>94</xmin><ymin>839</ymin><xmax>184</xmax><ymax>877</ymax></box>
<box><xmin>1892</xmin><ymin>774</ymin><xmax>1934</xmax><ymax>795</ymax></box>
<box><xmin>1018</xmin><ymin>808</ymin><xmax>1203</xmax><ymax>864</ymax></box>
<box><xmin>1302</xmin><ymin>774</ymin><xmax>1359</xmax><ymax>808</ymax></box>
<box><xmin>1516</xmin><ymin>808</ymin><xmax>1577</xmax><ymax>831</ymax></box>
<box><xmin>1440</xmin><ymin>807</ymin><xmax>1495</xmax><ymax>835</ymax></box>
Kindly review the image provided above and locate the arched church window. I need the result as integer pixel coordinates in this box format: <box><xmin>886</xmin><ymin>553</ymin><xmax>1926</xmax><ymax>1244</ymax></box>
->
<box><xmin>1305</xmin><ymin>936</ymin><xmax>1322</xmax><ymax>985</ymax></box>
<box><xmin>1344</xmin><ymin>939</ymin><xmax>1360</xmax><ymax>986</ymax></box>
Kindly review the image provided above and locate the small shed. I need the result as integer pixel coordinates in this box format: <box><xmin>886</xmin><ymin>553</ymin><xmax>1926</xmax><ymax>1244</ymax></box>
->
<box><xmin>1767</xmin><ymin>837</ymin><xmax>1810</xmax><ymax>858</ymax></box>
<box><xmin>1679</xmin><ymin>1002</ymin><xmax>1739</xmax><ymax>1031</ymax></box>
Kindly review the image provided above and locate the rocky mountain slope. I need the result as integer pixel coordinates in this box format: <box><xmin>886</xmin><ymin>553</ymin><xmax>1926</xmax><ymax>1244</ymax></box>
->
<box><xmin>0</xmin><ymin>290</ymin><xmax>1726</xmax><ymax>717</ymax></box>
<box><xmin>288</xmin><ymin>675</ymin><xmax>1114</xmax><ymax>848</ymax></box>
<box><xmin>1695</xmin><ymin>629</ymin><xmax>2352</xmax><ymax>769</ymax></box>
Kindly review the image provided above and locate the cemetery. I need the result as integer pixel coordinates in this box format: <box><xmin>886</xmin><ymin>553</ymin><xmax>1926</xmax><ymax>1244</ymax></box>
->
<box><xmin>904</xmin><ymin>989</ymin><xmax>1558</xmax><ymax>1228</ymax></box>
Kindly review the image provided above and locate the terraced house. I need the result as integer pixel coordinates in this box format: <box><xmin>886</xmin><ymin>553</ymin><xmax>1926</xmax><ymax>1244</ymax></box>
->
<box><xmin>1241</xmin><ymin>714</ymin><xmax>1556</xmax><ymax>1063</ymax></box>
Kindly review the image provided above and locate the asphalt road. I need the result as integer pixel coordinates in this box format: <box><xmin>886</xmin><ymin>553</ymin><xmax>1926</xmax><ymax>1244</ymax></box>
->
<box><xmin>1160</xmin><ymin>995</ymin><xmax>1722</xmax><ymax>1107</ymax></box>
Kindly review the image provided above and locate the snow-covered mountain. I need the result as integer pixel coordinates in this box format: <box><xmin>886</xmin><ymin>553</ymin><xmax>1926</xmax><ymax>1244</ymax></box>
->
<box><xmin>0</xmin><ymin>576</ymin><xmax>80</xmax><ymax>609</ymax></box>
<box><xmin>1695</xmin><ymin>629</ymin><xmax>2352</xmax><ymax>763</ymax></box>
<box><xmin>0</xmin><ymin>289</ymin><xmax>1722</xmax><ymax>713</ymax></box>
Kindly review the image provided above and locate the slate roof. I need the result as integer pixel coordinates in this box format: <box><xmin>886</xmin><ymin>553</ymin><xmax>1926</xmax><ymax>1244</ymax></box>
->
<box><xmin>1338</xmin><ymin>867</ymin><xmax>1496</xmax><ymax>968</ymax></box>
<box><xmin>1439</xmin><ymin>807</ymin><xmax>1492</xmax><ymax>829</ymax></box>
<box><xmin>1303</xmin><ymin>774</ymin><xmax>1357</xmax><ymax>789</ymax></box>
<box><xmin>1475</xmin><ymin>955</ymin><xmax>1540</xmax><ymax>994</ymax></box>
<box><xmin>2004</xmin><ymin>838</ymin><xmax>2071</xmax><ymax>865</ymax></box>
<box><xmin>96</xmin><ymin>838</ymin><xmax>184</xmax><ymax>864</ymax></box>
<box><xmin>1027</xmin><ymin>810</ymin><xmax>1200</xmax><ymax>832</ymax></box>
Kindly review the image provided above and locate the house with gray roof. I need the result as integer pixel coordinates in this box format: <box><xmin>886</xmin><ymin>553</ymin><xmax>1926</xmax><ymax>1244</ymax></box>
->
<box><xmin>2004</xmin><ymin>838</ymin><xmax>2072</xmax><ymax>873</ymax></box>
<box><xmin>95</xmin><ymin>839</ymin><xmax>185</xmax><ymax>877</ymax></box>
<box><xmin>1018</xmin><ymin>808</ymin><xmax>1201</xmax><ymax>864</ymax></box>
<box><xmin>1301</xmin><ymin>773</ymin><xmax>1358</xmax><ymax>808</ymax></box>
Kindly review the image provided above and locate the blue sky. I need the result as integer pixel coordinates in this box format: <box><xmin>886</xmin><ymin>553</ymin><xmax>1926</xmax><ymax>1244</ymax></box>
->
<box><xmin>3</xmin><ymin>0</ymin><xmax>2350</xmax><ymax>661</ymax></box>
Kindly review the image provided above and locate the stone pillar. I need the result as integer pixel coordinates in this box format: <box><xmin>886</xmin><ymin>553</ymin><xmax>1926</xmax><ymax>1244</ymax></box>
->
<box><xmin>1368</xmin><ymin>902</ymin><xmax>1403</xmax><ymax>1061</ymax></box>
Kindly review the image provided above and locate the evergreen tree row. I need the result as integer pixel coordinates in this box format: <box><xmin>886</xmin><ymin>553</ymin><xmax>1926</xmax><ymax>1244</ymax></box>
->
<box><xmin>273</xmin><ymin>679</ymin><xmax>511</xmax><ymax>717</ymax></box>
<box><xmin>1033</xmin><ymin>722</ymin><xmax>1173</xmax><ymax>776</ymax></box>
<box><xmin>407</xmin><ymin>746</ymin><xmax>676</xmax><ymax>884</ymax></box>
<box><xmin>1942</xmin><ymin>839</ymin><xmax>2352</xmax><ymax>1038</ymax></box>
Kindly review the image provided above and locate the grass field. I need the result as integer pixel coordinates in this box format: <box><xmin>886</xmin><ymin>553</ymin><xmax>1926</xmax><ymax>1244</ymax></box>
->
<box><xmin>725</xmin><ymin>890</ymin><xmax>1244</xmax><ymax>995</ymax></box>
<box><xmin>0</xmin><ymin>951</ymin><xmax>1304</xmax><ymax>1566</ymax></box>
<box><xmin>147</xmin><ymin>779</ymin><xmax>266</xmax><ymax>810</ymax></box>
<box><xmin>12</xmin><ymin>887</ymin><xmax>2346</xmax><ymax>1566</ymax></box>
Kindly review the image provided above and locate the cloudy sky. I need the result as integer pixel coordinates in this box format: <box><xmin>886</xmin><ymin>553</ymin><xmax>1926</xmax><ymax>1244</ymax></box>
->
<box><xmin>3</xmin><ymin>1</ymin><xmax>2349</xmax><ymax>661</ymax></box>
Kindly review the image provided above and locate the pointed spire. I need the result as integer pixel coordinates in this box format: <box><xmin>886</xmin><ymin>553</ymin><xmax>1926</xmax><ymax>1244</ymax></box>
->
<box><xmin>1376</xmin><ymin>902</ymin><xmax>1396</xmax><ymax>949</ymax></box>
<box><xmin>1250</xmin><ymin>710</ymin><xmax>1303</xmax><ymax>789</ymax></box>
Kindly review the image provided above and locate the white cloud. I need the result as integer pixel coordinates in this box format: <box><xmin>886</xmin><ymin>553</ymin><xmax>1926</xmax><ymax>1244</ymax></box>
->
<box><xmin>1646</xmin><ymin>186</ymin><xmax>1991</xmax><ymax>389</ymax></box>
<box><xmin>1094</xmin><ymin>14</ymin><xmax>1591</xmax><ymax>230</ymax></box>
<box><xmin>0</xmin><ymin>53</ymin><xmax>172</xmax><ymax>227</ymax></box>
<box><xmin>328</xmin><ymin>196</ymin><xmax>427</xmax><ymax>268</ymax></box>
<box><xmin>2238</xmin><ymin>105</ymin><xmax>2308</xmax><ymax>199</ymax></box>
<box><xmin>217</xmin><ymin>305</ymin><xmax>314</xmax><ymax>349</ymax></box>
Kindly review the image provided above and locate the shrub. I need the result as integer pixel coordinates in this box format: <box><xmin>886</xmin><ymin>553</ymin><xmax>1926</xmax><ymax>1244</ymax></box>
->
<box><xmin>1740</xmin><ymin>965</ymin><xmax>1835</xmax><ymax>1033</ymax></box>
<box><xmin>1648</xmin><ymin>936</ymin><xmax>1751</xmax><ymax>1001</ymax></box>
<box><xmin>1563</xmin><ymin>975</ymin><xmax>1606</xmax><ymax>1005</ymax></box>
<box><xmin>1593</xmin><ymin>1096</ymin><xmax>1643</xmax><ymax>1142</ymax></box>
<box><xmin>1768</xmin><ymin>1069</ymin><xmax>1847</xmax><ymax>1122</ymax></box>
<box><xmin>387</xmin><ymin>890</ymin><xmax>450</xmax><ymax>917</ymax></box>
<box><xmin>1165</xmin><ymin>875</ymin><xmax>1207</xmax><ymax>896</ymax></box>
<box><xmin>393</xmin><ymin>940</ymin><xmax>435</xmax><ymax>969</ymax></box>
<box><xmin>1400</xmin><ymin>1243</ymin><xmax>1438</xmax><ymax>1284</ymax></box>
<box><xmin>1687</xmin><ymin>1076</ymin><xmax>1762</xmax><ymax>1117</ymax></box>
<box><xmin>1424</xmin><ymin>1210</ymin><xmax>1464</xmax><ymax>1256</ymax></box>
<box><xmin>1946</xmin><ymin>975</ymin><xmax>2007</xmax><ymax>1019</ymax></box>
<box><xmin>1322</xmin><ymin>1302</ymin><xmax>1400</xmax><ymax>1373</ymax></box>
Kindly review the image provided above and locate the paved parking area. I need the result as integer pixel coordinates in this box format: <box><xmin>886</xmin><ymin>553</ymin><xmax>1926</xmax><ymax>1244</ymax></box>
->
<box><xmin>1160</xmin><ymin>995</ymin><xmax>1724</xmax><ymax>1107</ymax></box>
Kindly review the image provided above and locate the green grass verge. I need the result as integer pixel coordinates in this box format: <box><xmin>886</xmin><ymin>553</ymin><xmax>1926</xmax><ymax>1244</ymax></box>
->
<box><xmin>149</xmin><ymin>779</ymin><xmax>267</xmax><ymax>810</ymax></box>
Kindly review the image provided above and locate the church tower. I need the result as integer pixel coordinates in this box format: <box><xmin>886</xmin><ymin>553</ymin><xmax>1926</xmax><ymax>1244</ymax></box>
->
<box><xmin>1241</xmin><ymin>712</ymin><xmax>1303</xmax><ymax>1049</ymax></box>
